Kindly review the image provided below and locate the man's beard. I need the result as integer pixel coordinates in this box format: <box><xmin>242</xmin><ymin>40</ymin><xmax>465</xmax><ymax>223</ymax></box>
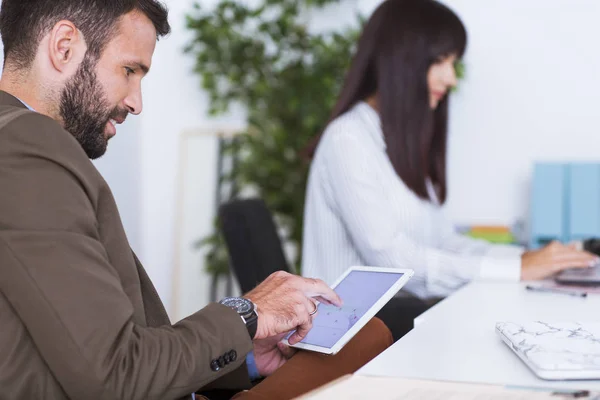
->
<box><xmin>59</xmin><ymin>56</ymin><xmax>127</xmax><ymax>160</ymax></box>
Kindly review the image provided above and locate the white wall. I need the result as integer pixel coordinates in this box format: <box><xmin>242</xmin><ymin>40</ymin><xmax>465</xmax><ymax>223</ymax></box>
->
<box><xmin>438</xmin><ymin>0</ymin><xmax>600</xmax><ymax>227</ymax></box>
<box><xmin>93</xmin><ymin>119</ymin><xmax>143</xmax><ymax>252</ymax></box>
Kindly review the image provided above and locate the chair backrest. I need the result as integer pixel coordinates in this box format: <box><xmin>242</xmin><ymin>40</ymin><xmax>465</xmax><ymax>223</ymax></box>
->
<box><xmin>218</xmin><ymin>198</ymin><xmax>291</xmax><ymax>293</ymax></box>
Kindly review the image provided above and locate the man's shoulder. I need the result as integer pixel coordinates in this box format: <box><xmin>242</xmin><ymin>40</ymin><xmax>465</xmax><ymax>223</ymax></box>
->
<box><xmin>0</xmin><ymin>104</ymin><xmax>60</xmax><ymax>129</ymax></box>
<box><xmin>0</xmin><ymin>105</ymin><xmax>106</xmax><ymax>233</ymax></box>
<box><xmin>0</xmin><ymin>105</ymin><xmax>89</xmax><ymax>161</ymax></box>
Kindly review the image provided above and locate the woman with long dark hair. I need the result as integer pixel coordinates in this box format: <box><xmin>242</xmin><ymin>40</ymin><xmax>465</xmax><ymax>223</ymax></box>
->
<box><xmin>302</xmin><ymin>0</ymin><xmax>596</xmax><ymax>299</ymax></box>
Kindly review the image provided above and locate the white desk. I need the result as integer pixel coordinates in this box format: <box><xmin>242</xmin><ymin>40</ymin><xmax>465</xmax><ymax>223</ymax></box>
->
<box><xmin>359</xmin><ymin>282</ymin><xmax>600</xmax><ymax>391</ymax></box>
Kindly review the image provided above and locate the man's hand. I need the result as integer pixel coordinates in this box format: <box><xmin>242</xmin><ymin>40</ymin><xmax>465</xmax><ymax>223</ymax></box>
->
<box><xmin>245</xmin><ymin>271</ymin><xmax>342</xmax><ymax>344</ymax></box>
<box><xmin>521</xmin><ymin>241</ymin><xmax>599</xmax><ymax>280</ymax></box>
<box><xmin>252</xmin><ymin>333</ymin><xmax>297</xmax><ymax>377</ymax></box>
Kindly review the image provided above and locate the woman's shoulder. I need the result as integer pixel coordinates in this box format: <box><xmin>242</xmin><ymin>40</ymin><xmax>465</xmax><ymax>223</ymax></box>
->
<box><xmin>319</xmin><ymin>102</ymin><xmax>376</xmax><ymax>151</ymax></box>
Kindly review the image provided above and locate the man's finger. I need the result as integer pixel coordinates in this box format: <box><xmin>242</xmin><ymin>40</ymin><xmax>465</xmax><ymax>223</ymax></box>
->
<box><xmin>299</xmin><ymin>295</ymin><xmax>318</xmax><ymax>317</ymax></box>
<box><xmin>301</xmin><ymin>278</ymin><xmax>342</xmax><ymax>306</ymax></box>
<box><xmin>287</xmin><ymin>315</ymin><xmax>312</xmax><ymax>345</ymax></box>
<box><xmin>312</xmin><ymin>295</ymin><xmax>334</xmax><ymax>305</ymax></box>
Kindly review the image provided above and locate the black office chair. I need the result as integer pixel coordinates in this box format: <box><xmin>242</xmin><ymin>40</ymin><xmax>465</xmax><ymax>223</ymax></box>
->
<box><xmin>219</xmin><ymin>198</ymin><xmax>291</xmax><ymax>293</ymax></box>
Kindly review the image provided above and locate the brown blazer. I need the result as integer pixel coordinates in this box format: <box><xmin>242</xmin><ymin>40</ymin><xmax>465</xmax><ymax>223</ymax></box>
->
<box><xmin>0</xmin><ymin>91</ymin><xmax>253</xmax><ymax>400</ymax></box>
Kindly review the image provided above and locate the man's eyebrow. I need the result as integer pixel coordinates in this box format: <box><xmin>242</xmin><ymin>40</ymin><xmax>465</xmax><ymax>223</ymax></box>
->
<box><xmin>126</xmin><ymin>61</ymin><xmax>150</xmax><ymax>75</ymax></box>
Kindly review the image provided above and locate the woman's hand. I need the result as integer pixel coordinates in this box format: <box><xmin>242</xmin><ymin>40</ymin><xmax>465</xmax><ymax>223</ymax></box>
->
<box><xmin>521</xmin><ymin>241</ymin><xmax>599</xmax><ymax>280</ymax></box>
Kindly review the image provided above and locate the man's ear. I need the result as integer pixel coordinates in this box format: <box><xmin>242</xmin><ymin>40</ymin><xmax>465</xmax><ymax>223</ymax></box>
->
<box><xmin>48</xmin><ymin>20</ymin><xmax>86</xmax><ymax>72</ymax></box>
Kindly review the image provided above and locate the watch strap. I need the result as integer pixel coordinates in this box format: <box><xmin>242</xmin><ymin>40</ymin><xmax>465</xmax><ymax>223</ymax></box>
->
<box><xmin>243</xmin><ymin>311</ymin><xmax>258</xmax><ymax>340</ymax></box>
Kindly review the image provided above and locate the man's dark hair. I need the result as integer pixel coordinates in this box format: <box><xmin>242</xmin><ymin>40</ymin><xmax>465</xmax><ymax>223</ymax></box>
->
<box><xmin>0</xmin><ymin>0</ymin><xmax>171</xmax><ymax>70</ymax></box>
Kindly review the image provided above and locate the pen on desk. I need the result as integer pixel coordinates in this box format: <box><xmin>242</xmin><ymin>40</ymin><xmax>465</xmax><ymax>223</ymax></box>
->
<box><xmin>551</xmin><ymin>389</ymin><xmax>591</xmax><ymax>398</ymax></box>
<box><xmin>525</xmin><ymin>285</ymin><xmax>588</xmax><ymax>298</ymax></box>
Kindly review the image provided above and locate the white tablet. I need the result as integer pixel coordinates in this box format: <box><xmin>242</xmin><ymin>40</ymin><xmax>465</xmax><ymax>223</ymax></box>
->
<box><xmin>284</xmin><ymin>266</ymin><xmax>414</xmax><ymax>355</ymax></box>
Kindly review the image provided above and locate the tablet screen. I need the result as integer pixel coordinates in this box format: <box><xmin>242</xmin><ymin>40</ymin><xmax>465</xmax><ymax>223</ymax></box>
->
<box><xmin>299</xmin><ymin>270</ymin><xmax>402</xmax><ymax>348</ymax></box>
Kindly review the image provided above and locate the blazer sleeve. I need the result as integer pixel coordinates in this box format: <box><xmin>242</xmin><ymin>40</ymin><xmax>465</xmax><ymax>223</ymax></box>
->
<box><xmin>0</xmin><ymin>112</ymin><xmax>253</xmax><ymax>400</ymax></box>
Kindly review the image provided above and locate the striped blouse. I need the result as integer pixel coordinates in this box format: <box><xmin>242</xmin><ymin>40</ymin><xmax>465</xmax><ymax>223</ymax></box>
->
<box><xmin>301</xmin><ymin>102</ymin><xmax>523</xmax><ymax>299</ymax></box>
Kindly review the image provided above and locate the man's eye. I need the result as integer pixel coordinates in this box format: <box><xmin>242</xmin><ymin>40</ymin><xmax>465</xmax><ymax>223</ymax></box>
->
<box><xmin>125</xmin><ymin>67</ymin><xmax>135</xmax><ymax>76</ymax></box>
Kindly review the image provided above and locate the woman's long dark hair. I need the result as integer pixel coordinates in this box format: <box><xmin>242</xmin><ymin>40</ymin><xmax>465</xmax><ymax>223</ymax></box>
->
<box><xmin>308</xmin><ymin>0</ymin><xmax>467</xmax><ymax>204</ymax></box>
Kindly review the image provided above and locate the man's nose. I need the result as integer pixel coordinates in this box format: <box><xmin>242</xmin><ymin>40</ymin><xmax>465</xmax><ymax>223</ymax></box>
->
<box><xmin>124</xmin><ymin>88</ymin><xmax>143</xmax><ymax>115</ymax></box>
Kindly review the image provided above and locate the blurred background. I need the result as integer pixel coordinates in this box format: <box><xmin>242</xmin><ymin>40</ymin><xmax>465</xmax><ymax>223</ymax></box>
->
<box><xmin>3</xmin><ymin>0</ymin><xmax>599</xmax><ymax>322</ymax></box>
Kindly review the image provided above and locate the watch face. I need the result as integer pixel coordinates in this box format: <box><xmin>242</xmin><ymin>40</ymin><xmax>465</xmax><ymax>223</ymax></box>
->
<box><xmin>222</xmin><ymin>297</ymin><xmax>252</xmax><ymax>314</ymax></box>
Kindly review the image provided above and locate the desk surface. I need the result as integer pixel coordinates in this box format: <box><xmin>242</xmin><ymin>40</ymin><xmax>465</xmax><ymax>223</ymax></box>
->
<box><xmin>358</xmin><ymin>282</ymin><xmax>600</xmax><ymax>391</ymax></box>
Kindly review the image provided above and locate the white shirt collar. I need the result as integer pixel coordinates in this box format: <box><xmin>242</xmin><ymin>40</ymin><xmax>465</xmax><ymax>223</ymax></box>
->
<box><xmin>15</xmin><ymin>96</ymin><xmax>35</xmax><ymax>111</ymax></box>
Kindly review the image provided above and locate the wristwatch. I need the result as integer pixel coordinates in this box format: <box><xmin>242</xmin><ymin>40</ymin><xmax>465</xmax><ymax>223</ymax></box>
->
<box><xmin>219</xmin><ymin>297</ymin><xmax>258</xmax><ymax>339</ymax></box>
